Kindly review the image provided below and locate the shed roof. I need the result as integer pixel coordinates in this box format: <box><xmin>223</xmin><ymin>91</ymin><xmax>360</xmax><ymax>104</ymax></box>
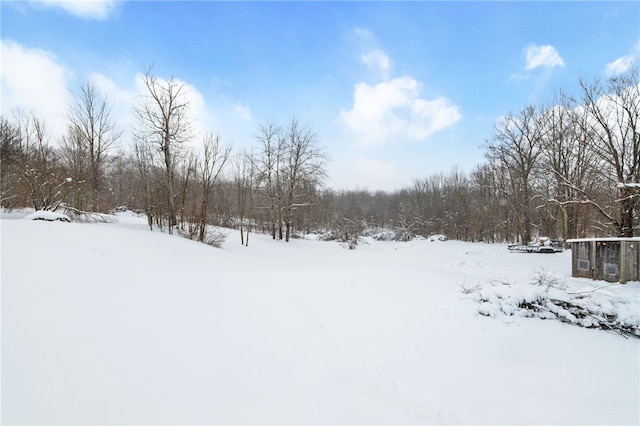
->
<box><xmin>566</xmin><ymin>237</ymin><xmax>640</xmax><ymax>243</ymax></box>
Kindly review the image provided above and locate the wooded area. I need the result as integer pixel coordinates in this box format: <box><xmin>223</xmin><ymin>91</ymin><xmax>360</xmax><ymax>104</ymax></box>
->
<box><xmin>1</xmin><ymin>68</ymin><xmax>638</xmax><ymax>246</ymax></box>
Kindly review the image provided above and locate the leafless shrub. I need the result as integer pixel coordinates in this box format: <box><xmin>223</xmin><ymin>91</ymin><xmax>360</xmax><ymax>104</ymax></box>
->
<box><xmin>530</xmin><ymin>267</ymin><xmax>567</xmax><ymax>291</ymax></box>
<box><xmin>179</xmin><ymin>226</ymin><xmax>227</xmax><ymax>248</ymax></box>
<box><xmin>203</xmin><ymin>228</ymin><xmax>227</xmax><ymax>248</ymax></box>
<box><xmin>459</xmin><ymin>280</ymin><xmax>482</xmax><ymax>295</ymax></box>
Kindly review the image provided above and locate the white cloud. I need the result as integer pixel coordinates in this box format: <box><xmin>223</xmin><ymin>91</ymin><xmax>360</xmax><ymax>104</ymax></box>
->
<box><xmin>29</xmin><ymin>0</ymin><xmax>121</xmax><ymax>20</ymax></box>
<box><xmin>87</xmin><ymin>72</ymin><xmax>138</xmax><ymax>139</ymax></box>
<box><xmin>361</xmin><ymin>49</ymin><xmax>391</xmax><ymax>79</ymax></box>
<box><xmin>90</xmin><ymin>73</ymin><xmax>135</xmax><ymax>104</ymax></box>
<box><xmin>525</xmin><ymin>44</ymin><xmax>565</xmax><ymax>70</ymax></box>
<box><xmin>605</xmin><ymin>56</ymin><xmax>635</xmax><ymax>76</ymax></box>
<box><xmin>0</xmin><ymin>40</ymin><xmax>252</xmax><ymax>151</ymax></box>
<box><xmin>605</xmin><ymin>40</ymin><xmax>640</xmax><ymax>76</ymax></box>
<box><xmin>340</xmin><ymin>76</ymin><xmax>462</xmax><ymax>147</ymax></box>
<box><xmin>0</xmin><ymin>39</ymin><xmax>71</xmax><ymax>138</ymax></box>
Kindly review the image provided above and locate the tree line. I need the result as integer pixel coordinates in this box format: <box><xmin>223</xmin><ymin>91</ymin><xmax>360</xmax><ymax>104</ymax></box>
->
<box><xmin>1</xmin><ymin>67</ymin><xmax>638</xmax><ymax>246</ymax></box>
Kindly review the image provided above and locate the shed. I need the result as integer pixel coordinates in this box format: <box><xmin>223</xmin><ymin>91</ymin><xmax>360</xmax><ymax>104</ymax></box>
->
<box><xmin>566</xmin><ymin>238</ymin><xmax>640</xmax><ymax>284</ymax></box>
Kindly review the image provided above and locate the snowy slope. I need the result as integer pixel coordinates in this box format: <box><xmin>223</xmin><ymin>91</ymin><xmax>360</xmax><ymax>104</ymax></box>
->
<box><xmin>2</xmin><ymin>212</ymin><xmax>639</xmax><ymax>425</ymax></box>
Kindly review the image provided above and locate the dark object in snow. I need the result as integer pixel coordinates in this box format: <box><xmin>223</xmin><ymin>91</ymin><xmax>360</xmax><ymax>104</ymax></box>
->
<box><xmin>567</xmin><ymin>238</ymin><xmax>640</xmax><ymax>284</ymax></box>
<box><xmin>508</xmin><ymin>237</ymin><xmax>563</xmax><ymax>254</ymax></box>
<box><xmin>23</xmin><ymin>211</ymin><xmax>71</xmax><ymax>222</ymax></box>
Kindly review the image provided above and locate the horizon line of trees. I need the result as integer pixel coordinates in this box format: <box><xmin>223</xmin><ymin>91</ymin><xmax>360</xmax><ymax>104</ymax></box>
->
<box><xmin>1</xmin><ymin>67</ymin><xmax>638</xmax><ymax>246</ymax></box>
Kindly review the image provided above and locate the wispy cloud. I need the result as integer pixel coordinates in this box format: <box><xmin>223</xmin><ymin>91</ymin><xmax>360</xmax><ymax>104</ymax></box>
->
<box><xmin>347</xmin><ymin>27</ymin><xmax>376</xmax><ymax>44</ymax></box>
<box><xmin>0</xmin><ymin>39</ymin><xmax>71</xmax><ymax>138</ymax></box>
<box><xmin>525</xmin><ymin>44</ymin><xmax>565</xmax><ymax>70</ymax></box>
<box><xmin>348</xmin><ymin>27</ymin><xmax>391</xmax><ymax>80</ymax></box>
<box><xmin>29</xmin><ymin>0</ymin><xmax>122</xmax><ymax>20</ymax></box>
<box><xmin>361</xmin><ymin>49</ymin><xmax>391</xmax><ymax>80</ymax></box>
<box><xmin>340</xmin><ymin>76</ymin><xmax>461</xmax><ymax>147</ymax></box>
<box><xmin>605</xmin><ymin>39</ymin><xmax>640</xmax><ymax>76</ymax></box>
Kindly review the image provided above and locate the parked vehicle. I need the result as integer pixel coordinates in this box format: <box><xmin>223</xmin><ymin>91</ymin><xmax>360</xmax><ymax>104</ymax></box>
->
<box><xmin>508</xmin><ymin>237</ymin><xmax>563</xmax><ymax>253</ymax></box>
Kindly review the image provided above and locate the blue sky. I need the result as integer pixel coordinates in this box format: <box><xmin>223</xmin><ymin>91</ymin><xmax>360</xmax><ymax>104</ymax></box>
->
<box><xmin>2</xmin><ymin>1</ymin><xmax>639</xmax><ymax>191</ymax></box>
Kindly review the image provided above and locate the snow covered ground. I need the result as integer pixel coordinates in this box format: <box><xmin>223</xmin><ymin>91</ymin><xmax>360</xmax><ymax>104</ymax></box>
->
<box><xmin>2</xmin><ymin>211</ymin><xmax>639</xmax><ymax>424</ymax></box>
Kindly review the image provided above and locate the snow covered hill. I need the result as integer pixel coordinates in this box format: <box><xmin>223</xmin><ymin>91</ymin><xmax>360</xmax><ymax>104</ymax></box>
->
<box><xmin>2</xmin><ymin>212</ymin><xmax>639</xmax><ymax>424</ymax></box>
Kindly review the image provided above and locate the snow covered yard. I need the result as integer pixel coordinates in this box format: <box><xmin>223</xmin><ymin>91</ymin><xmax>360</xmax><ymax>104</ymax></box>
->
<box><xmin>2</xmin><ymin>212</ymin><xmax>639</xmax><ymax>425</ymax></box>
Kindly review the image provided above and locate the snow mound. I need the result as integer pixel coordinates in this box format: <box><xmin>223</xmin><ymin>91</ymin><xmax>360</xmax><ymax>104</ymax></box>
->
<box><xmin>467</xmin><ymin>281</ymin><xmax>640</xmax><ymax>338</ymax></box>
<box><xmin>62</xmin><ymin>208</ymin><xmax>117</xmax><ymax>223</ymax></box>
<box><xmin>23</xmin><ymin>211</ymin><xmax>71</xmax><ymax>222</ymax></box>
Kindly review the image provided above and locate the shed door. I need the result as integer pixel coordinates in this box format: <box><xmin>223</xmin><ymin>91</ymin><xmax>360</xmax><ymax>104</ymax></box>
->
<box><xmin>625</xmin><ymin>242</ymin><xmax>639</xmax><ymax>282</ymax></box>
<box><xmin>596</xmin><ymin>241</ymin><xmax>620</xmax><ymax>282</ymax></box>
<box><xmin>573</xmin><ymin>242</ymin><xmax>592</xmax><ymax>279</ymax></box>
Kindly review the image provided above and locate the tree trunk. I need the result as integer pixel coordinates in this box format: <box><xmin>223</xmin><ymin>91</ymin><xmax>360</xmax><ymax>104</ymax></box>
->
<box><xmin>165</xmin><ymin>142</ymin><xmax>176</xmax><ymax>235</ymax></box>
<box><xmin>620</xmin><ymin>188</ymin><xmax>634</xmax><ymax>237</ymax></box>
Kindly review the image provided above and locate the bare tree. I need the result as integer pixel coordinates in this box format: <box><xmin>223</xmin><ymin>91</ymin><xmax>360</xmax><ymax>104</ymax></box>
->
<box><xmin>232</xmin><ymin>151</ymin><xmax>254</xmax><ymax>246</ymax></box>
<box><xmin>251</xmin><ymin>119</ymin><xmax>327</xmax><ymax>242</ymax></box>
<box><xmin>469</xmin><ymin>162</ymin><xmax>508</xmax><ymax>242</ymax></box>
<box><xmin>282</xmin><ymin>119</ymin><xmax>327</xmax><ymax>242</ymax></box>
<box><xmin>66</xmin><ymin>81</ymin><xmax>121</xmax><ymax>212</ymax></box>
<box><xmin>59</xmin><ymin>125</ymin><xmax>88</xmax><ymax>210</ymax></box>
<box><xmin>134</xmin><ymin>68</ymin><xmax>193</xmax><ymax>234</ymax></box>
<box><xmin>16</xmin><ymin>113</ymin><xmax>71</xmax><ymax>211</ymax></box>
<box><xmin>132</xmin><ymin>140</ymin><xmax>153</xmax><ymax>230</ymax></box>
<box><xmin>578</xmin><ymin>68</ymin><xmax>639</xmax><ymax>236</ymax></box>
<box><xmin>536</xmin><ymin>94</ymin><xmax>599</xmax><ymax>240</ymax></box>
<box><xmin>106</xmin><ymin>152</ymin><xmax>138</xmax><ymax>210</ymax></box>
<box><xmin>177</xmin><ymin>150</ymin><xmax>197</xmax><ymax>232</ymax></box>
<box><xmin>0</xmin><ymin>116</ymin><xmax>26</xmax><ymax>208</ymax></box>
<box><xmin>252</xmin><ymin>121</ymin><xmax>286</xmax><ymax>239</ymax></box>
<box><xmin>196</xmin><ymin>133</ymin><xmax>231</xmax><ymax>242</ymax></box>
<box><xmin>486</xmin><ymin>105</ymin><xmax>547</xmax><ymax>243</ymax></box>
